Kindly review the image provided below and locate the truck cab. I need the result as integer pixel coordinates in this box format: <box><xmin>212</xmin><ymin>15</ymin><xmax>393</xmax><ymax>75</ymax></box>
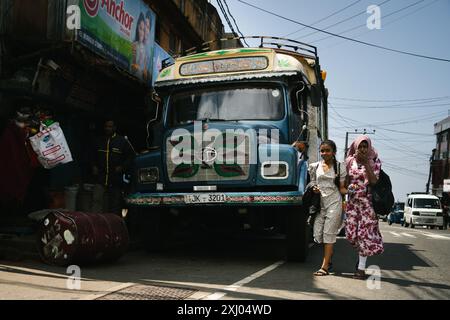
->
<box><xmin>126</xmin><ymin>37</ymin><xmax>328</xmax><ymax>261</ymax></box>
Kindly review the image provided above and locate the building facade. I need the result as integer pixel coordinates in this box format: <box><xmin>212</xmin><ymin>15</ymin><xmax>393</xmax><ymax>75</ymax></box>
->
<box><xmin>0</xmin><ymin>0</ymin><xmax>225</xmax><ymax>216</ymax></box>
<box><xmin>431</xmin><ymin>116</ymin><xmax>450</xmax><ymax>197</ymax></box>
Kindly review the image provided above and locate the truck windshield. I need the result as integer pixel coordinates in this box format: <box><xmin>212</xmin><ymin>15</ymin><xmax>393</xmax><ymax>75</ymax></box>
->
<box><xmin>413</xmin><ymin>199</ymin><xmax>440</xmax><ymax>209</ymax></box>
<box><xmin>168</xmin><ymin>84</ymin><xmax>284</xmax><ymax>126</ymax></box>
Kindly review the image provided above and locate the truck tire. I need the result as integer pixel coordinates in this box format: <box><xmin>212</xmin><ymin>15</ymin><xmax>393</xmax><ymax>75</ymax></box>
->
<box><xmin>286</xmin><ymin>206</ymin><xmax>308</xmax><ymax>262</ymax></box>
<box><xmin>140</xmin><ymin>210</ymin><xmax>169</xmax><ymax>252</ymax></box>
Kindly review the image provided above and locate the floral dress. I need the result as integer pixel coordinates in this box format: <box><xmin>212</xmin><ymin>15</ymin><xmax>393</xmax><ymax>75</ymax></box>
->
<box><xmin>345</xmin><ymin>158</ymin><xmax>384</xmax><ymax>257</ymax></box>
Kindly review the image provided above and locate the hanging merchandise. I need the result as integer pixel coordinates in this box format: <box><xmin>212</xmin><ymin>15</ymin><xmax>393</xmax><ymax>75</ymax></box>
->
<box><xmin>29</xmin><ymin>122</ymin><xmax>73</xmax><ymax>169</ymax></box>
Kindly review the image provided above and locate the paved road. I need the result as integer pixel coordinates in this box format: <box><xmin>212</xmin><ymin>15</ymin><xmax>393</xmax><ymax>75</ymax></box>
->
<box><xmin>0</xmin><ymin>221</ymin><xmax>449</xmax><ymax>300</ymax></box>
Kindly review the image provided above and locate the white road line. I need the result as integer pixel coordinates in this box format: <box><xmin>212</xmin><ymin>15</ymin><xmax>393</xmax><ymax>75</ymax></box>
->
<box><xmin>422</xmin><ymin>233</ymin><xmax>450</xmax><ymax>240</ymax></box>
<box><xmin>400</xmin><ymin>232</ymin><xmax>416</xmax><ymax>238</ymax></box>
<box><xmin>202</xmin><ymin>260</ymin><xmax>285</xmax><ymax>300</ymax></box>
<box><xmin>389</xmin><ymin>231</ymin><xmax>401</xmax><ymax>237</ymax></box>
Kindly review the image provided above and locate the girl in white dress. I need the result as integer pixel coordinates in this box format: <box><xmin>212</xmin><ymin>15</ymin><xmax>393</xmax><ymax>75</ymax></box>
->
<box><xmin>309</xmin><ymin>140</ymin><xmax>347</xmax><ymax>276</ymax></box>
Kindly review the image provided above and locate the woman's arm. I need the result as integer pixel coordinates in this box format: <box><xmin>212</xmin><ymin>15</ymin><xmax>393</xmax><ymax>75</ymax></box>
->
<box><xmin>339</xmin><ymin>181</ymin><xmax>347</xmax><ymax>195</ymax></box>
<box><xmin>356</xmin><ymin>151</ymin><xmax>378</xmax><ymax>185</ymax></box>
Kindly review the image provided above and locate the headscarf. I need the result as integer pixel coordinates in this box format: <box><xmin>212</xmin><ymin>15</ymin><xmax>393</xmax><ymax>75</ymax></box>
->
<box><xmin>345</xmin><ymin>135</ymin><xmax>379</xmax><ymax>170</ymax></box>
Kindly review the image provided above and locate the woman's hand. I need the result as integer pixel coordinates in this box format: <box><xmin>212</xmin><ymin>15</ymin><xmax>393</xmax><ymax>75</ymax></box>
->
<box><xmin>312</xmin><ymin>185</ymin><xmax>321</xmax><ymax>194</ymax></box>
<box><xmin>356</xmin><ymin>150</ymin><xmax>369</xmax><ymax>165</ymax></box>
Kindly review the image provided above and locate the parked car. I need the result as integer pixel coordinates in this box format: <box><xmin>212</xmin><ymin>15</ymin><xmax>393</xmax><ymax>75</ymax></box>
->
<box><xmin>388</xmin><ymin>202</ymin><xmax>404</xmax><ymax>225</ymax></box>
<box><xmin>404</xmin><ymin>194</ymin><xmax>444</xmax><ymax>229</ymax></box>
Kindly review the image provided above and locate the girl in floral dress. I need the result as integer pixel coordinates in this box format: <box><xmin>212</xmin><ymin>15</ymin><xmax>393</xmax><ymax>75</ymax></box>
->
<box><xmin>345</xmin><ymin>135</ymin><xmax>384</xmax><ymax>279</ymax></box>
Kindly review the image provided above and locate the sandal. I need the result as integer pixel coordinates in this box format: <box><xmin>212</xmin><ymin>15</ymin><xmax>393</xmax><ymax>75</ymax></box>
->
<box><xmin>353</xmin><ymin>269</ymin><xmax>367</xmax><ymax>280</ymax></box>
<box><xmin>313</xmin><ymin>268</ymin><xmax>329</xmax><ymax>276</ymax></box>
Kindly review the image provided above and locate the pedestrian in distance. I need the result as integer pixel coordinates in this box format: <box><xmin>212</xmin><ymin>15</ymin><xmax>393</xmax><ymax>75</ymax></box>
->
<box><xmin>91</xmin><ymin>119</ymin><xmax>135</xmax><ymax>215</ymax></box>
<box><xmin>345</xmin><ymin>135</ymin><xmax>384</xmax><ymax>279</ymax></box>
<box><xmin>309</xmin><ymin>140</ymin><xmax>347</xmax><ymax>276</ymax></box>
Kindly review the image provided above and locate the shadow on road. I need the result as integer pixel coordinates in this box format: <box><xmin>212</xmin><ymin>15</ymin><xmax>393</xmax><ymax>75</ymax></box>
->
<box><xmin>0</xmin><ymin>230</ymin><xmax>447</xmax><ymax>300</ymax></box>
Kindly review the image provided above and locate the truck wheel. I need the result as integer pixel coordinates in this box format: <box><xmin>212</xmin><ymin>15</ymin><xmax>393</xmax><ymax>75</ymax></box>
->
<box><xmin>140</xmin><ymin>210</ymin><xmax>169</xmax><ymax>252</ymax></box>
<box><xmin>388</xmin><ymin>220</ymin><xmax>392</xmax><ymax>225</ymax></box>
<box><xmin>410</xmin><ymin>219</ymin><xmax>415</xmax><ymax>228</ymax></box>
<box><xmin>286</xmin><ymin>206</ymin><xmax>308</xmax><ymax>262</ymax></box>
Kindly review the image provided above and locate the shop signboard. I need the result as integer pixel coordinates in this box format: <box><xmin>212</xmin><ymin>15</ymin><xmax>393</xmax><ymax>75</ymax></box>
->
<box><xmin>77</xmin><ymin>0</ymin><xmax>156</xmax><ymax>85</ymax></box>
<box><xmin>152</xmin><ymin>43</ymin><xmax>174</xmax><ymax>86</ymax></box>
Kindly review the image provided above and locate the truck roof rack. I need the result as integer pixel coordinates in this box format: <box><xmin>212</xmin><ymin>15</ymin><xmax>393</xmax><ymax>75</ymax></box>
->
<box><xmin>181</xmin><ymin>36</ymin><xmax>319</xmax><ymax>62</ymax></box>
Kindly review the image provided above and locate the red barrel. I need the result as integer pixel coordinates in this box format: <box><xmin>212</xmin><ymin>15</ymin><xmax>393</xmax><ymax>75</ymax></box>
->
<box><xmin>37</xmin><ymin>211</ymin><xmax>129</xmax><ymax>266</ymax></box>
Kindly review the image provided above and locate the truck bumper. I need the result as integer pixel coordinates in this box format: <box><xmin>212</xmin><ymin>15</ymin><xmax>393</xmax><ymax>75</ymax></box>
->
<box><xmin>126</xmin><ymin>191</ymin><xmax>302</xmax><ymax>207</ymax></box>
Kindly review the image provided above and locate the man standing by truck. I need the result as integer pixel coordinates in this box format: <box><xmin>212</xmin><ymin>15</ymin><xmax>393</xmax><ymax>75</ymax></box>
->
<box><xmin>92</xmin><ymin>119</ymin><xmax>135</xmax><ymax>215</ymax></box>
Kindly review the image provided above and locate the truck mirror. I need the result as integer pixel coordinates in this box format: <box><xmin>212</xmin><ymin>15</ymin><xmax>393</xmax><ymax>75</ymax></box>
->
<box><xmin>292</xmin><ymin>82</ymin><xmax>305</xmax><ymax>113</ymax></box>
<box><xmin>293</xmin><ymin>82</ymin><xmax>305</xmax><ymax>114</ymax></box>
<box><xmin>150</xmin><ymin>92</ymin><xmax>161</xmax><ymax>122</ymax></box>
<box><xmin>310</xmin><ymin>84</ymin><xmax>322</xmax><ymax>107</ymax></box>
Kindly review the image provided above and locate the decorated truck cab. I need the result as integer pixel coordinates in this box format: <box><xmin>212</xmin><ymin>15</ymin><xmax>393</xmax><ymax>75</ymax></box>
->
<box><xmin>126</xmin><ymin>37</ymin><xmax>328</xmax><ymax>261</ymax></box>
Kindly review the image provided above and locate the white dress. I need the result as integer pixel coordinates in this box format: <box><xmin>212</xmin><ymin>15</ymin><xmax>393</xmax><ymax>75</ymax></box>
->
<box><xmin>308</xmin><ymin>160</ymin><xmax>347</xmax><ymax>244</ymax></box>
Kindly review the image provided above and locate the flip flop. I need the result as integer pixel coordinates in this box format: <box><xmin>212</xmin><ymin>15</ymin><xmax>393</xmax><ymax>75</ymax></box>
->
<box><xmin>353</xmin><ymin>269</ymin><xmax>367</xmax><ymax>280</ymax></box>
<box><xmin>313</xmin><ymin>268</ymin><xmax>329</xmax><ymax>276</ymax></box>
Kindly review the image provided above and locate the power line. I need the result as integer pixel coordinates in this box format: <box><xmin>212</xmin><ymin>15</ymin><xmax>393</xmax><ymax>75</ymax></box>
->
<box><xmin>221</xmin><ymin>0</ymin><xmax>250</xmax><ymax>47</ymax></box>
<box><xmin>282</xmin><ymin>0</ymin><xmax>363</xmax><ymax>38</ymax></box>
<box><xmin>330</xmin><ymin>102</ymin><xmax>450</xmax><ymax>110</ymax></box>
<box><xmin>216</xmin><ymin>0</ymin><xmax>238</xmax><ymax>37</ymax></box>
<box><xmin>330</xmin><ymin>95</ymin><xmax>450</xmax><ymax>103</ymax></box>
<box><xmin>296</xmin><ymin>0</ymin><xmax>392</xmax><ymax>41</ymax></box>
<box><xmin>330</xmin><ymin>103</ymin><xmax>446</xmax><ymax>127</ymax></box>
<box><xmin>322</xmin><ymin>0</ymin><xmax>441</xmax><ymax>51</ymax></box>
<box><xmin>236</xmin><ymin>0</ymin><xmax>450</xmax><ymax>62</ymax></box>
<box><xmin>310</xmin><ymin>0</ymin><xmax>426</xmax><ymax>44</ymax></box>
<box><xmin>329</xmin><ymin>105</ymin><xmax>435</xmax><ymax>136</ymax></box>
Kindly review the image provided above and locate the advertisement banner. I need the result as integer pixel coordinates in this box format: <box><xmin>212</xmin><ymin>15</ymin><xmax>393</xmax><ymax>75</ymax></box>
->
<box><xmin>152</xmin><ymin>43</ymin><xmax>174</xmax><ymax>86</ymax></box>
<box><xmin>77</xmin><ymin>0</ymin><xmax>156</xmax><ymax>85</ymax></box>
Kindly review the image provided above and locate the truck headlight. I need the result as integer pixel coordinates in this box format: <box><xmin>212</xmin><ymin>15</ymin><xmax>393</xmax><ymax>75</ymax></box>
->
<box><xmin>139</xmin><ymin>167</ymin><xmax>159</xmax><ymax>183</ymax></box>
<box><xmin>261</xmin><ymin>161</ymin><xmax>289</xmax><ymax>179</ymax></box>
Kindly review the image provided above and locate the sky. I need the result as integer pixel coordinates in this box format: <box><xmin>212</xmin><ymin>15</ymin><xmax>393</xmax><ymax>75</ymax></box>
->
<box><xmin>213</xmin><ymin>0</ymin><xmax>450</xmax><ymax>202</ymax></box>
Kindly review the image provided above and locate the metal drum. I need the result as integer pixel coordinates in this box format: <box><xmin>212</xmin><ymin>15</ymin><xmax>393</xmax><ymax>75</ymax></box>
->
<box><xmin>37</xmin><ymin>211</ymin><xmax>129</xmax><ymax>266</ymax></box>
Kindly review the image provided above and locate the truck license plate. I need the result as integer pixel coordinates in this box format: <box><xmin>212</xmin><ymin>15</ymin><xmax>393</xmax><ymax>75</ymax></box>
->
<box><xmin>184</xmin><ymin>193</ymin><xmax>227</xmax><ymax>204</ymax></box>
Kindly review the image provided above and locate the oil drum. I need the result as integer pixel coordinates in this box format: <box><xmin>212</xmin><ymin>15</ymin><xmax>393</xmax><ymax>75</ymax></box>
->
<box><xmin>37</xmin><ymin>210</ymin><xmax>129</xmax><ymax>266</ymax></box>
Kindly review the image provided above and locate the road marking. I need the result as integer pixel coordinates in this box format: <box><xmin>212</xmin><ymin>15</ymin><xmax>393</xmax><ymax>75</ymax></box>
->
<box><xmin>202</xmin><ymin>260</ymin><xmax>285</xmax><ymax>300</ymax></box>
<box><xmin>389</xmin><ymin>231</ymin><xmax>401</xmax><ymax>237</ymax></box>
<box><xmin>422</xmin><ymin>233</ymin><xmax>450</xmax><ymax>240</ymax></box>
<box><xmin>400</xmin><ymin>232</ymin><xmax>416</xmax><ymax>238</ymax></box>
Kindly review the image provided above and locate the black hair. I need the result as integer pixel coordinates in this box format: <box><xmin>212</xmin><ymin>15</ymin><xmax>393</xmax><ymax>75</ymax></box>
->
<box><xmin>135</xmin><ymin>12</ymin><xmax>146</xmax><ymax>42</ymax></box>
<box><xmin>320</xmin><ymin>140</ymin><xmax>340</xmax><ymax>188</ymax></box>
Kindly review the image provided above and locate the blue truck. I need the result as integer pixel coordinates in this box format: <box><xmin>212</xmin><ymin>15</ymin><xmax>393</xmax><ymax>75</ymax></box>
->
<box><xmin>126</xmin><ymin>37</ymin><xmax>328</xmax><ymax>261</ymax></box>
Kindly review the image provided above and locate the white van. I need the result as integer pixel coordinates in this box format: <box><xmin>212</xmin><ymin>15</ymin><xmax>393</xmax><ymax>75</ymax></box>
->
<box><xmin>404</xmin><ymin>194</ymin><xmax>444</xmax><ymax>229</ymax></box>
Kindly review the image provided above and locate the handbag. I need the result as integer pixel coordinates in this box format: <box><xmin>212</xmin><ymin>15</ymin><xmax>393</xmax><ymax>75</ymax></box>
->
<box><xmin>29</xmin><ymin>122</ymin><xmax>73</xmax><ymax>169</ymax></box>
<box><xmin>304</xmin><ymin>162</ymin><xmax>321</xmax><ymax>217</ymax></box>
<box><xmin>371</xmin><ymin>169</ymin><xmax>394</xmax><ymax>217</ymax></box>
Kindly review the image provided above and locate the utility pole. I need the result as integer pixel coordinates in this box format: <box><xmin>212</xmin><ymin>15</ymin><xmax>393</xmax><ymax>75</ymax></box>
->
<box><xmin>344</xmin><ymin>129</ymin><xmax>376</xmax><ymax>157</ymax></box>
<box><xmin>426</xmin><ymin>148</ymin><xmax>436</xmax><ymax>194</ymax></box>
